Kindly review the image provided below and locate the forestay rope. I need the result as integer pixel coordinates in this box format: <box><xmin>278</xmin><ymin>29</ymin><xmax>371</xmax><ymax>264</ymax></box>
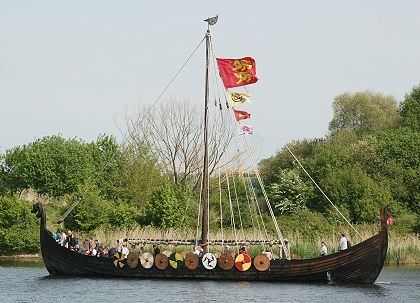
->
<box><xmin>281</xmin><ymin>141</ymin><xmax>362</xmax><ymax>238</ymax></box>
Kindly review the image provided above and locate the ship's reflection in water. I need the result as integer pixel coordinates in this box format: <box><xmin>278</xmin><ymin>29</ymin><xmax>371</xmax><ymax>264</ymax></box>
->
<box><xmin>0</xmin><ymin>263</ymin><xmax>419</xmax><ymax>303</ymax></box>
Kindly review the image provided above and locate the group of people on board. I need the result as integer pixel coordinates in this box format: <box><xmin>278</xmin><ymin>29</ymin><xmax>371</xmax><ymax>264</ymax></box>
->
<box><xmin>54</xmin><ymin>229</ymin><xmax>129</xmax><ymax>258</ymax></box>
<box><xmin>54</xmin><ymin>228</ymin><xmax>351</xmax><ymax>260</ymax></box>
<box><xmin>319</xmin><ymin>233</ymin><xmax>351</xmax><ymax>257</ymax></box>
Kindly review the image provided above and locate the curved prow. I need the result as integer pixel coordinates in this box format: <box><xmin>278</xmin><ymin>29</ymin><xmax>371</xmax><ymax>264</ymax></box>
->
<box><xmin>31</xmin><ymin>202</ymin><xmax>46</xmax><ymax>229</ymax></box>
<box><xmin>380</xmin><ymin>205</ymin><xmax>391</xmax><ymax>232</ymax></box>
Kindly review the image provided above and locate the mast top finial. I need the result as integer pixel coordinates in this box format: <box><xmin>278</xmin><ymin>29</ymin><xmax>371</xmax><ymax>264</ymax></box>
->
<box><xmin>204</xmin><ymin>15</ymin><xmax>218</xmax><ymax>26</ymax></box>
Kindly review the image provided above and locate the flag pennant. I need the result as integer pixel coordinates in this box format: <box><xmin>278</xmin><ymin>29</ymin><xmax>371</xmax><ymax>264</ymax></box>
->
<box><xmin>234</xmin><ymin>109</ymin><xmax>251</xmax><ymax>121</ymax></box>
<box><xmin>239</xmin><ymin>125</ymin><xmax>253</xmax><ymax>135</ymax></box>
<box><xmin>227</xmin><ymin>91</ymin><xmax>252</xmax><ymax>106</ymax></box>
<box><xmin>216</xmin><ymin>57</ymin><xmax>258</xmax><ymax>88</ymax></box>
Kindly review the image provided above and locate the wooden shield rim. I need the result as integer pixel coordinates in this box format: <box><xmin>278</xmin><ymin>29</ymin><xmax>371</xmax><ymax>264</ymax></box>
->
<box><xmin>218</xmin><ymin>253</ymin><xmax>235</xmax><ymax>270</ymax></box>
<box><xmin>184</xmin><ymin>253</ymin><xmax>199</xmax><ymax>270</ymax></box>
<box><xmin>253</xmin><ymin>254</ymin><xmax>270</xmax><ymax>271</ymax></box>
<box><xmin>155</xmin><ymin>253</ymin><xmax>169</xmax><ymax>270</ymax></box>
<box><xmin>126</xmin><ymin>252</ymin><xmax>139</xmax><ymax>269</ymax></box>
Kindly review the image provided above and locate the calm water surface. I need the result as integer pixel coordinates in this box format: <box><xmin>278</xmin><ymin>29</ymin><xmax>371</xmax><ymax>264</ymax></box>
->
<box><xmin>0</xmin><ymin>260</ymin><xmax>419</xmax><ymax>303</ymax></box>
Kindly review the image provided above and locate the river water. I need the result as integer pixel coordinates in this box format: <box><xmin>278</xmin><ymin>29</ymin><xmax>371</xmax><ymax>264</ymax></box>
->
<box><xmin>0</xmin><ymin>260</ymin><xmax>419</xmax><ymax>303</ymax></box>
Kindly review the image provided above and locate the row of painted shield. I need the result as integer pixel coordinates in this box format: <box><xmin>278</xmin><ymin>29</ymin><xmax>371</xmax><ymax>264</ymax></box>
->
<box><xmin>113</xmin><ymin>251</ymin><xmax>270</xmax><ymax>272</ymax></box>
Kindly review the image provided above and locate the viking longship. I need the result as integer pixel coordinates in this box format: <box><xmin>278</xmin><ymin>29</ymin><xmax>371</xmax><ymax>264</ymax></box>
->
<box><xmin>32</xmin><ymin>16</ymin><xmax>390</xmax><ymax>284</ymax></box>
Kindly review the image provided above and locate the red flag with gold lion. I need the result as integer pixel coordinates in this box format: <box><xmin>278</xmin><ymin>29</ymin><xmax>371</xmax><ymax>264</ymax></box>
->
<box><xmin>216</xmin><ymin>57</ymin><xmax>258</xmax><ymax>88</ymax></box>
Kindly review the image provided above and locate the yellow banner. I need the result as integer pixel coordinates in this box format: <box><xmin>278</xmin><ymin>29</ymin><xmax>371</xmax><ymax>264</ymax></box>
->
<box><xmin>227</xmin><ymin>91</ymin><xmax>252</xmax><ymax>106</ymax></box>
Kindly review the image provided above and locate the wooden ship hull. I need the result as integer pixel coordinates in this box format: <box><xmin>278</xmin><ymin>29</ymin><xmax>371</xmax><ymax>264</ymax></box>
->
<box><xmin>33</xmin><ymin>204</ymin><xmax>388</xmax><ymax>284</ymax></box>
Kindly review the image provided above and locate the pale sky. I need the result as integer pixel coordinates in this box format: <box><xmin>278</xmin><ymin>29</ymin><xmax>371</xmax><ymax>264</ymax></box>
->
<box><xmin>1</xmin><ymin>1</ymin><xmax>420</xmax><ymax>159</ymax></box>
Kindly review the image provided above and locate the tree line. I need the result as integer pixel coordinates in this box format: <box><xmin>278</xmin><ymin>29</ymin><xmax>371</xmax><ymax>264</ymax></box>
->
<box><xmin>261</xmin><ymin>87</ymin><xmax>419</xmax><ymax>232</ymax></box>
<box><xmin>0</xmin><ymin>86</ymin><xmax>419</xmax><ymax>253</ymax></box>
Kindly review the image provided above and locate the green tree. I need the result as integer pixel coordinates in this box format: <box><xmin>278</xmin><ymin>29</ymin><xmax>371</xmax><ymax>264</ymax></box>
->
<box><xmin>307</xmin><ymin>130</ymin><xmax>358</xmax><ymax>180</ymax></box>
<box><xmin>108</xmin><ymin>202</ymin><xmax>141</xmax><ymax>228</ymax></box>
<box><xmin>110</xmin><ymin>142</ymin><xmax>163</xmax><ymax>209</ymax></box>
<box><xmin>64</xmin><ymin>185</ymin><xmax>112</xmax><ymax>232</ymax></box>
<box><xmin>260</xmin><ymin>139</ymin><xmax>321</xmax><ymax>184</ymax></box>
<box><xmin>320</xmin><ymin>165</ymin><xmax>393</xmax><ymax>222</ymax></box>
<box><xmin>89</xmin><ymin>135</ymin><xmax>121</xmax><ymax>199</ymax></box>
<box><xmin>400</xmin><ymin>84</ymin><xmax>420</xmax><ymax>131</ymax></box>
<box><xmin>267</xmin><ymin>169</ymin><xmax>313</xmax><ymax>215</ymax></box>
<box><xmin>143</xmin><ymin>183</ymin><xmax>188</xmax><ymax>228</ymax></box>
<box><xmin>374</xmin><ymin>128</ymin><xmax>420</xmax><ymax>213</ymax></box>
<box><xmin>0</xmin><ymin>136</ymin><xmax>97</xmax><ymax>196</ymax></box>
<box><xmin>329</xmin><ymin>91</ymin><xmax>400</xmax><ymax>136</ymax></box>
<box><xmin>0</xmin><ymin>196</ymin><xmax>39</xmax><ymax>253</ymax></box>
<box><xmin>0</xmin><ymin>135</ymin><xmax>127</xmax><ymax>198</ymax></box>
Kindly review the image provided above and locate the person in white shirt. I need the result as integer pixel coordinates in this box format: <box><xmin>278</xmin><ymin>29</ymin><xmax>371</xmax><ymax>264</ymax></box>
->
<box><xmin>193</xmin><ymin>245</ymin><xmax>203</xmax><ymax>257</ymax></box>
<box><xmin>121</xmin><ymin>245</ymin><xmax>129</xmax><ymax>258</ymax></box>
<box><xmin>58</xmin><ymin>231</ymin><xmax>67</xmax><ymax>246</ymax></box>
<box><xmin>262</xmin><ymin>249</ymin><xmax>273</xmax><ymax>260</ymax></box>
<box><xmin>338</xmin><ymin>234</ymin><xmax>348</xmax><ymax>251</ymax></box>
<box><xmin>320</xmin><ymin>241</ymin><xmax>328</xmax><ymax>256</ymax></box>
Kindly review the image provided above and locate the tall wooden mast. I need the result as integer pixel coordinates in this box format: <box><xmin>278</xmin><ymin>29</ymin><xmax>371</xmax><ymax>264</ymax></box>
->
<box><xmin>201</xmin><ymin>16</ymin><xmax>218</xmax><ymax>252</ymax></box>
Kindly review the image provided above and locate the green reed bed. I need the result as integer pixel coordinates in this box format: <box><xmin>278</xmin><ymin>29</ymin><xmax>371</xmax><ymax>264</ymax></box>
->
<box><xmin>91</xmin><ymin>227</ymin><xmax>419</xmax><ymax>264</ymax></box>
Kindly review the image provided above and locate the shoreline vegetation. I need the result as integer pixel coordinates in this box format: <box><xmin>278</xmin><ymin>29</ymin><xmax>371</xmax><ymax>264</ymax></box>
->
<box><xmin>97</xmin><ymin>227</ymin><xmax>420</xmax><ymax>265</ymax></box>
<box><xmin>1</xmin><ymin>87</ymin><xmax>419</xmax><ymax>266</ymax></box>
<box><xmin>1</xmin><ymin>226</ymin><xmax>418</xmax><ymax>265</ymax></box>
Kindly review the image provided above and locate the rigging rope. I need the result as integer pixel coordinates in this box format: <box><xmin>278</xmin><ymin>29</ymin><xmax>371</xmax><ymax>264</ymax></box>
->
<box><xmin>236</xmin><ymin>69</ymin><xmax>361</xmax><ymax>238</ymax></box>
<box><xmin>241</xmin><ymin>173</ymin><xmax>265</xmax><ymax>248</ymax></box>
<box><xmin>241</xmin><ymin>136</ymin><xmax>290</xmax><ymax>259</ymax></box>
<box><xmin>59</xmin><ymin>34</ymin><xmax>207</xmax><ymax>234</ymax></box>
<box><xmin>147</xmin><ymin>35</ymin><xmax>206</xmax><ymax>115</ymax></box>
<box><xmin>231</xmin><ymin>172</ymin><xmax>246</xmax><ymax>240</ymax></box>
<box><xmin>195</xmin><ymin>174</ymin><xmax>203</xmax><ymax>246</ymax></box>
<box><xmin>281</xmin><ymin>142</ymin><xmax>362</xmax><ymax>237</ymax></box>
<box><xmin>241</xmin><ymin>170</ymin><xmax>256</xmax><ymax>230</ymax></box>
<box><xmin>245</xmin><ymin>171</ymin><xmax>269</xmax><ymax>243</ymax></box>
<box><xmin>225</xmin><ymin>169</ymin><xmax>238</xmax><ymax>247</ymax></box>
<box><xmin>209</xmin><ymin>37</ymin><xmax>223</xmax><ymax>110</ymax></box>
<box><xmin>218</xmin><ymin>167</ymin><xmax>224</xmax><ymax>246</ymax></box>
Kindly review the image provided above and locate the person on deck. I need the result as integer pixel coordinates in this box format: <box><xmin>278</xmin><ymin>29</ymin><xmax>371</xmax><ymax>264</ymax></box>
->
<box><xmin>320</xmin><ymin>241</ymin><xmax>328</xmax><ymax>256</ymax></box>
<box><xmin>67</xmin><ymin>231</ymin><xmax>78</xmax><ymax>251</ymax></box>
<box><xmin>279</xmin><ymin>239</ymin><xmax>291</xmax><ymax>260</ymax></box>
<box><xmin>53</xmin><ymin>229</ymin><xmax>61</xmax><ymax>241</ymax></box>
<box><xmin>239</xmin><ymin>246</ymin><xmax>248</xmax><ymax>255</ymax></box>
<box><xmin>101</xmin><ymin>246</ymin><xmax>109</xmax><ymax>257</ymax></box>
<box><xmin>262</xmin><ymin>249</ymin><xmax>273</xmax><ymax>260</ymax></box>
<box><xmin>94</xmin><ymin>239</ymin><xmax>100</xmax><ymax>250</ymax></box>
<box><xmin>108</xmin><ymin>245</ymin><xmax>117</xmax><ymax>257</ymax></box>
<box><xmin>57</xmin><ymin>230</ymin><xmax>67</xmax><ymax>246</ymax></box>
<box><xmin>338</xmin><ymin>234</ymin><xmax>348</xmax><ymax>251</ymax></box>
<box><xmin>121</xmin><ymin>244</ymin><xmax>129</xmax><ymax>258</ymax></box>
<box><xmin>116</xmin><ymin>239</ymin><xmax>124</xmax><ymax>253</ymax></box>
<box><xmin>83</xmin><ymin>238</ymin><xmax>91</xmax><ymax>252</ymax></box>
<box><xmin>193</xmin><ymin>245</ymin><xmax>204</xmax><ymax>257</ymax></box>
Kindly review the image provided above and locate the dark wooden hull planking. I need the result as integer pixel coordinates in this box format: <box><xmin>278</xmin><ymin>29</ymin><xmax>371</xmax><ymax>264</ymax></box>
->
<box><xmin>33</xmin><ymin>204</ymin><xmax>388</xmax><ymax>284</ymax></box>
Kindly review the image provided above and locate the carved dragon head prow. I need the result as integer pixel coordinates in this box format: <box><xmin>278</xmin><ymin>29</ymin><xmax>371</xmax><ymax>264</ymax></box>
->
<box><xmin>31</xmin><ymin>201</ymin><xmax>46</xmax><ymax>228</ymax></box>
